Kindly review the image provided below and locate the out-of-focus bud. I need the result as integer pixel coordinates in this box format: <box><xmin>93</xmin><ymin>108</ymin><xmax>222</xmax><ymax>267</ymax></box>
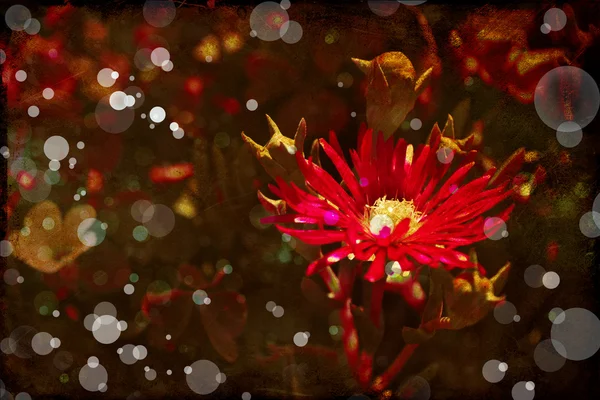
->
<box><xmin>149</xmin><ymin>163</ymin><xmax>194</xmax><ymax>183</ymax></box>
<box><xmin>241</xmin><ymin>115</ymin><xmax>307</xmax><ymax>187</ymax></box>
<box><xmin>511</xmin><ymin>165</ymin><xmax>546</xmax><ymax>203</ymax></box>
<box><xmin>352</xmin><ymin>52</ymin><xmax>432</xmax><ymax>138</ymax></box>
<box><xmin>9</xmin><ymin>201</ymin><xmax>97</xmax><ymax>274</ymax></box>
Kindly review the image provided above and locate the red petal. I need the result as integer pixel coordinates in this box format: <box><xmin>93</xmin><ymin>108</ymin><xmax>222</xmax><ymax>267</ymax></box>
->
<box><xmin>306</xmin><ymin>246</ymin><xmax>352</xmax><ymax>275</ymax></box>
<box><xmin>261</xmin><ymin>214</ymin><xmax>320</xmax><ymax>225</ymax></box>
<box><xmin>364</xmin><ymin>250</ymin><xmax>387</xmax><ymax>282</ymax></box>
<box><xmin>296</xmin><ymin>155</ymin><xmax>362</xmax><ymax>217</ymax></box>
<box><xmin>423</xmin><ymin>162</ymin><xmax>475</xmax><ymax>213</ymax></box>
<box><xmin>276</xmin><ymin>225</ymin><xmax>346</xmax><ymax>246</ymax></box>
<box><xmin>328</xmin><ymin>130</ymin><xmax>345</xmax><ymax>157</ymax></box>
<box><xmin>320</xmin><ymin>138</ymin><xmax>365</xmax><ymax>206</ymax></box>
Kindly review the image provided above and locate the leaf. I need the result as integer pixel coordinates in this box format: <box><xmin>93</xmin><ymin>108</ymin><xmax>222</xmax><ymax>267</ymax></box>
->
<box><xmin>204</xmin><ymin>291</ymin><xmax>247</xmax><ymax>337</ymax></box>
<box><xmin>402</xmin><ymin>326</ymin><xmax>435</xmax><ymax>345</ymax></box>
<box><xmin>300</xmin><ymin>277</ymin><xmax>330</xmax><ymax>306</ymax></box>
<box><xmin>369</xmin><ymin>60</ymin><xmax>392</xmax><ymax>106</ymax></box>
<box><xmin>490</xmin><ymin>263</ymin><xmax>511</xmax><ymax>295</ymax></box>
<box><xmin>199</xmin><ymin>291</ymin><xmax>248</xmax><ymax>362</ymax></box>
<box><xmin>178</xmin><ymin>263</ymin><xmax>212</xmax><ymax>290</ymax></box>
<box><xmin>143</xmin><ymin>289</ymin><xmax>194</xmax><ymax>344</ymax></box>
<box><xmin>420</xmin><ymin>272</ymin><xmax>443</xmax><ymax>325</ymax></box>
<box><xmin>449</xmin><ymin>98</ymin><xmax>471</xmax><ymax>139</ymax></box>
<box><xmin>337</xmin><ymin>259</ymin><xmax>358</xmax><ymax>300</ymax></box>
<box><xmin>397</xmin><ymin>373</ymin><xmax>436</xmax><ymax>399</ymax></box>
<box><xmin>310</xmin><ymin>139</ymin><xmax>321</xmax><ymax>167</ymax></box>
<box><xmin>352</xmin><ymin>304</ymin><xmax>383</xmax><ymax>354</ymax></box>
<box><xmin>488</xmin><ymin>148</ymin><xmax>525</xmax><ymax>187</ymax></box>
<box><xmin>414</xmin><ymin>67</ymin><xmax>433</xmax><ymax>95</ymax></box>
<box><xmin>201</xmin><ymin>315</ymin><xmax>238</xmax><ymax>363</ymax></box>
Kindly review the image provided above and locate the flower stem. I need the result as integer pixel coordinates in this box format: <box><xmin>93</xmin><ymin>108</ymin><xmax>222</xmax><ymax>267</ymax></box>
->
<box><xmin>318</xmin><ymin>266</ymin><xmax>341</xmax><ymax>297</ymax></box>
<box><xmin>340</xmin><ymin>299</ymin><xmax>359</xmax><ymax>372</ymax></box>
<box><xmin>370</xmin><ymin>343</ymin><xmax>419</xmax><ymax>393</ymax></box>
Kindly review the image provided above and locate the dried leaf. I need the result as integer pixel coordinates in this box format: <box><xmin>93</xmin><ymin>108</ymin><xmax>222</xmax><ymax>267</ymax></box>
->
<box><xmin>9</xmin><ymin>201</ymin><xmax>96</xmax><ymax>273</ymax></box>
<box><xmin>257</xmin><ymin>190</ymin><xmax>287</xmax><ymax>215</ymax></box>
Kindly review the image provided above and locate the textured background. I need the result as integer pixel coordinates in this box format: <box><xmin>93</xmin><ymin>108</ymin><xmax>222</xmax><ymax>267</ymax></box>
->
<box><xmin>1</xmin><ymin>1</ymin><xmax>600</xmax><ymax>399</ymax></box>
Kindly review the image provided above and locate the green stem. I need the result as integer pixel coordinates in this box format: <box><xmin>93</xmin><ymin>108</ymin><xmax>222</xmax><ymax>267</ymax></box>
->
<box><xmin>318</xmin><ymin>266</ymin><xmax>341</xmax><ymax>297</ymax></box>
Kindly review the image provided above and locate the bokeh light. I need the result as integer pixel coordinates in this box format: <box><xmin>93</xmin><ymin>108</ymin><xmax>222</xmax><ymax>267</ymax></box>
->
<box><xmin>524</xmin><ymin>265</ymin><xmax>545</xmax><ymax>288</ymax></box>
<box><xmin>494</xmin><ymin>301</ymin><xmax>517</xmax><ymax>324</ymax></box>
<box><xmin>185</xmin><ymin>360</ymin><xmax>222</xmax><ymax>395</ymax></box>
<box><xmin>511</xmin><ymin>381</ymin><xmax>535</xmax><ymax>400</ymax></box>
<box><xmin>5</xmin><ymin>5</ymin><xmax>31</xmax><ymax>32</ymax></box>
<box><xmin>250</xmin><ymin>2</ymin><xmax>290</xmax><ymax>42</ymax></box>
<box><xmin>143</xmin><ymin>0</ymin><xmax>177</xmax><ymax>28</ymax></box>
<box><xmin>368</xmin><ymin>1</ymin><xmax>400</xmax><ymax>17</ymax></box>
<box><xmin>543</xmin><ymin>8</ymin><xmax>567</xmax><ymax>31</ymax></box>
<box><xmin>534</xmin><ymin>67</ymin><xmax>599</xmax><ymax>132</ymax></box>
<box><xmin>550</xmin><ymin>307</ymin><xmax>600</xmax><ymax>361</ymax></box>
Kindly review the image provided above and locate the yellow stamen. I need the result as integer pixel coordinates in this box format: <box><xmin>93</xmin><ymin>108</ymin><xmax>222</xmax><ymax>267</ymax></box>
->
<box><xmin>365</xmin><ymin>196</ymin><xmax>424</xmax><ymax>236</ymax></box>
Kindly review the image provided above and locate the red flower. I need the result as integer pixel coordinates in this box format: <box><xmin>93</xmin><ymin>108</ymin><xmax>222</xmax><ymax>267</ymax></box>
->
<box><xmin>263</xmin><ymin>121</ymin><xmax>517</xmax><ymax>282</ymax></box>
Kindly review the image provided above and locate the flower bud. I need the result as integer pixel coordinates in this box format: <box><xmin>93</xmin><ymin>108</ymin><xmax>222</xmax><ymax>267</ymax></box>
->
<box><xmin>241</xmin><ymin>115</ymin><xmax>307</xmax><ymax>187</ymax></box>
<box><xmin>352</xmin><ymin>52</ymin><xmax>432</xmax><ymax>138</ymax></box>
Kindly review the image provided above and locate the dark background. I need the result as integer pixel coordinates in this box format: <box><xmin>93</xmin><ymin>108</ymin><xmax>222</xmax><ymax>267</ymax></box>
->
<box><xmin>1</xmin><ymin>1</ymin><xmax>599</xmax><ymax>399</ymax></box>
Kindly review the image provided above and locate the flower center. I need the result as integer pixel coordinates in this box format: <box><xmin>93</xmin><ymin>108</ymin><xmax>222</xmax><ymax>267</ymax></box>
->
<box><xmin>366</xmin><ymin>197</ymin><xmax>423</xmax><ymax>236</ymax></box>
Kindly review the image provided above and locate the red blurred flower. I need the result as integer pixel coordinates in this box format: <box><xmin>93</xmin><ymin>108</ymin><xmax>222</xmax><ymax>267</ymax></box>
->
<box><xmin>264</xmin><ymin>122</ymin><xmax>516</xmax><ymax>282</ymax></box>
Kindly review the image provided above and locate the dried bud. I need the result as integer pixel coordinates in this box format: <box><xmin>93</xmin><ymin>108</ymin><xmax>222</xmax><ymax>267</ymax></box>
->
<box><xmin>352</xmin><ymin>52</ymin><xmax>432</xmax><ymax>138</ymax></box>
<box><xmin>403</xmin><ymin>253</ymin><xmax>511</xmax><ymax>343</ymax></box>
<box><xmin>439</xmin><ymin>262</ymin><xmax>511</xmax><ymax>330</ymax></box>
<box><xmin>427</xmin><ymin>114</ymin><xmax>483</xmax><ymax>156</ymax></box>
<box><xmin>241</xmin><ymin>115</ymin><xmax>307</xmax><ymax>187</ymax></box>
<box><xmin>257</xmin><ymin>190</ymin><xmax>287</xmax><ymax>215</ymax></box>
